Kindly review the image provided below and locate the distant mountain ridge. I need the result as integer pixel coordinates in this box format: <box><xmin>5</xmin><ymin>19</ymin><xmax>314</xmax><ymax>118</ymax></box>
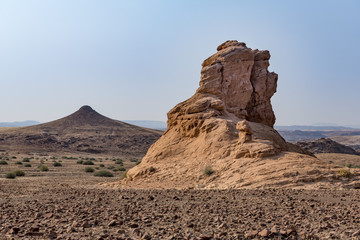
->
<box><xmin>296</xmin><ymin>138</ymin><xmax>360</xmax><ymax>155</ymax></box>
<box><xmin>275</xmin><ymin>125</ymin><xmax>358</xmax><ymax>131</ymax></box>
<box><xmin>0</xmin><ymin>120</ymin><xmax>40</xmax><ymax>127</ymax></box>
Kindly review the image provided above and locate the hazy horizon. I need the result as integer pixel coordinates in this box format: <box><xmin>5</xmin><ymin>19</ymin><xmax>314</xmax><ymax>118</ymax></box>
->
<box><xmin>1</xmin><ymin>0</ymin><xmax>359</xmax><ymax>126</ymax></box>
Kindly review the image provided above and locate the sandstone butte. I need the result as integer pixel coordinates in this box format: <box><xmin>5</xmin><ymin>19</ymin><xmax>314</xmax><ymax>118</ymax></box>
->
<box><xmin>113</xmin><ymin>40</ymin><xmax>360</xmax><ymax>189</ymax></box>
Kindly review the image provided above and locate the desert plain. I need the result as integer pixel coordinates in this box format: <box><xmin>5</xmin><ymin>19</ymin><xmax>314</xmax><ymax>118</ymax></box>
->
<box><xmin>1</xmin><ymin>41</ymin><xmax>360</xmax><ymax>240</ymax></box>
<box><xmin>1</xmin><ymin>152</ymin><xmax>360</xmax><ymax>240</ymax></box>
<box><xmin>0</xmin><ymin>151</ymin><xmax>360</xmax><ymax>239</ymax></box>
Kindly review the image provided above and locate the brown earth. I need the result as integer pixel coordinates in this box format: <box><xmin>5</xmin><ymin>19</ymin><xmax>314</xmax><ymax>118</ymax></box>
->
<box><xmin>1</xmin><ymin>152</ymin><xmax>360</xmax><ymax>239</ymax></box>
<box><xmin>316</xmin><ymin>153</ymin><xmax>360</xmax><ymax>167</ymax></box>
<box><xmin>1</xmin><ymin>177</ymin><xmax>360</xmax><ymax>239</ymax></box>
<box><xmin>0</xmin><ymin>106</ymin><xmax>162</xmax><ymax>158</ymax></box>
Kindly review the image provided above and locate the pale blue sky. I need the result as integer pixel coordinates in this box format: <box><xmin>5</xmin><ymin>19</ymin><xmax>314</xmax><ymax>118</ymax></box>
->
<box><xmin>1</xmin><ymin>0</ymin><xmax>359</xmax><ymax>126</ymax></box>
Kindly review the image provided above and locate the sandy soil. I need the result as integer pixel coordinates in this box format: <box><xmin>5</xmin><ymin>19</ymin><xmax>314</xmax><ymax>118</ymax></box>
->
<box><xmin>1</xmin><ymin>152</ymin><xmax>360</xmax><ymax>239</ymax></box>
<box><xmin>316</xmin><ymin>153</ymin><xmax>360</xmax><ymax>167</ymax></box>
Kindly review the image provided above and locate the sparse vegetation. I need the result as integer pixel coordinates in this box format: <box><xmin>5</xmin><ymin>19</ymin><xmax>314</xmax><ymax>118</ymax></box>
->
<box><xmin>22</xmin><ymin>158</ymin><xmax>30</xmax><ymax>162</ymax></box>
<box><xmin>5</xmin><ymin>172</ymin><xmax>16</xmax><ymax>179</ymax></box>
<box><xmin>24</xmin><ymin>164</ymin><xmax>32</xmax><ymax>167</ymax></box>
<box><xmin>338</xmin><ymin>169</ymin><xmax>352</xmax><ymax>178</ymax></box>
<box><xmin>0</xmin><ymin>160</ymin><xmax>8</xmax><ymax>165</ymax></box>
<box><xmin>136</xmin><ymin>160</ymin><xmax>141</xmax><ymax>165</ymax></box>
<box><xmin>344</xmin><ymin>163</ymin><xmax>360</xmax><ymax>168</ymax></box>
<box><xmin>76</xmin><ymin>160</ymin><xmax>84</xmax><ymax>164</ymax></box>
<box><xmin>107</xmin><ymin>165</ymin><xmax>115</xmax><ymax>170</ymax></box>
<box><xmin>130</xmin><ymin>158</ymin><xmax>137</xmax><ymax>162</ymax></box>
<box><xmin>15</xmin><ymin>161</ymin><xmax>22</xmax><ymax>165</ymax></box>
<box><xmin>82</xmin><ymin>160</ymin><xmax>94</xmax><ymax>165</ymax></box>
<box><xmin>119</xmin><ymin>170</ymin><xmax>128</xmax><ymax>180</ymax></box>
<box><xmin>99</xmin><ymin>164</ymin><xmax>105</xmax><ymax>167</ymax></box>
<box><xmin>39</xmin><ymin>165</ymin><xmax>49</xmax><ymax>172</ymax></box>
<box><xmin>115</xmin><ymin>160</ymin><xmax>123</xmax><ymax>165</ymax></box>
<box><xmin>149</xmin><ymin>166</ymin><xmax>156</xmax><ymax>173</ymax></box>
<box><xmin>94</xmin><ymin>170</ymin><xmax>114</xmax><ymax>177</ymax></box>
<box><xmin>113</xmin><ymin>166</ymin><xmax>126</xmax><ymax>172</ymax></box>
<box><xmin>62</xmin><ymin>156</ymin><xmax>77</xmax><ymax>160</ymax></box>
<box><xmin>53</xmin><ymin>162</ymin><xmax>62</xmax><ymax>167</ymax></box>
<box><xmin>203</xmin><ymin>165</ymin><xmax>214</xmax><ymax>176</ymax></box>
<box><xmin>84</xmin><ymin>167</ymin><xmax>94</xmax><ymax>172</ymax></box>
<box><xmin>236</xmin><ymin>178</ymin><xmax>244</xmax><ymax>184</ymax></box>
<box><xmin>13</xmin><ymin>170</ymin><xmax>25</xmax><ymax>176</ymax></box>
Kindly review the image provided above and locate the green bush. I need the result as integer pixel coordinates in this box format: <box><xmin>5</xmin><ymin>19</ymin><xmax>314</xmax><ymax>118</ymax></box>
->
<box><xmin>62</xmin><ymin>156</ymin><xmax>77</xmax><ymax>160</ymax></box>
<box><xmin>76</xmin><ymin>160</ymin><xmax>83</xmax><ymax>164</ymax></box>
<box><xmin>13</xmin><ymin>170</ymin><xmax>25</xmax><ymax>176</ymax></box>
<box><xmin>136</xmin><ymin>160</ymin><xmax>141</xmax><ymax>165</ymax></box>
<box><xmin>149</xmin><ymin>166</ymin><xmax>156</xmax><ymax>173</ymax></box>
<box><xmin>22</xmin><ymin>158</ymin><xmax>30</xmax><ymax>162</ymax></box>
<box><xmin>99</xmin><ymin>164</ymin><xmax>105</xmax><ymax>167</ymax></box>
<box><xmin>82</xmin><ymin>160</ymin><xmax>94</xmax><ymax>165</ymax></box>
<box><xmin>203</xmin><ymin>166</ymin><xmax>214</xmax><ymax>176</ymax></box>
<box><xmin>5</xmin><ymin>172</ymin><xmax>16</xmax><ymax>179</ymax></box>
<box><xmin>15</xmin><ymin>161</ymin><xmax>22</xmax><ymax>165</ymax></box>
<box><xmin>130</xmin><ymin>158</ymin><xmax>137</xmax><ymax>162</ymax></box>
<box><xmin>53</xmin><ymin>162</ymin><xmax>62</xmax><ymax>167</ymax></box>
<box><xmin>344</xmin><ymin>163</ymin><xmax>360</xmax><ymax>169</ymax></box>
<box><xmin>107</xmin><ymin>165</ymin><xmax>115</xmax><ymax>170</ymax></box>
<box><xmin>94</xmin><ymin>170</ymin><xmax>114</xmax><ymax>177</ymax></box>
<box><xmin>115</xmin><ymin>160</ymin><xmax>123</xmax><ymax>165</ymax></box>
<box><xmin>113</xmin><ymin>166</ymin><xmax>126</xmax><ymax>172</ymax></box>
<box><xmin>84</xmin><ymin>167</ymin><xmax>94</xmax><ymax>172</ymax></box>
<box><xmin>24</xmin><ymin>164</ymin><xmax>32</xmax><ymax>167</ymax></box>
<box><xmin>39</xmin><ymin>165</ymin><xmax>49</xmax><ymax>172</ymax></box>
<box><xmin>12</xmin><ymin>156</ymin><xmax>17</xmax><ymax>159</ymax></box>
<box><xmin>119</xmin><ymin>170</ymin><xmax>128</xmax><ymax>180</ymax></box>
<box><xmin>338</xmin><ymin>169</ymin><xmax>352</xmax><ymax>178</ymax></box>
<box><xmin>0</xmin><ymin>160</ymin><xmax>8</xmax><ymax>165</ymax></box>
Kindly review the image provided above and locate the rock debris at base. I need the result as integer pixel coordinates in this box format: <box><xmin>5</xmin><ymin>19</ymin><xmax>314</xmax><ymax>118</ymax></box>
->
<box><xmin>1</xmin><ymin>184</ymin><xmax>360</xmax><ymax>239</ymax></box>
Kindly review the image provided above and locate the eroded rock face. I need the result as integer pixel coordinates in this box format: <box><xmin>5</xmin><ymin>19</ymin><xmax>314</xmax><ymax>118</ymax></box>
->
<box><xmin>177</xmin><ymin>40</ymin><xmax>276</xmax><ymax>126</ymax></box>
<box><xmin>167</xmin><ymin>41</ymin><xmax>277</xmax><ymax>141</ymax></box>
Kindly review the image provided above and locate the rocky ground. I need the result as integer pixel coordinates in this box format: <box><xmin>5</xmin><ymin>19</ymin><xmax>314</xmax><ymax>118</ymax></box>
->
<box><xmin>1</xmin><ymin>152</ymin><xmax>360</xmax><ymax>239</ymax></box>
<box><xmin>1</xmin><ymin>178</ymin><xmax>360</xmax><ymax>240</ymax></box>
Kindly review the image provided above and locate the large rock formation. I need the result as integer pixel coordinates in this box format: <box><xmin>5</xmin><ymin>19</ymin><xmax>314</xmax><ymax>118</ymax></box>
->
<box><xmin>168</xmin><ymin>40</ymin><xmax>277</xmax><ymax>138</ymax></box>
<box><xmin>120</xmin><ymin>41</ymin><xmax>360</xmax><ymax>189</ymax></box>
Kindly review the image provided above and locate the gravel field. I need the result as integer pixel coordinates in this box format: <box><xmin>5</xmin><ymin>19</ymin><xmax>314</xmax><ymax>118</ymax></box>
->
<box><xmin>1</xmin><ymin>177</ymin><xmax>360</xmax><ymax>240</ymax></box>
